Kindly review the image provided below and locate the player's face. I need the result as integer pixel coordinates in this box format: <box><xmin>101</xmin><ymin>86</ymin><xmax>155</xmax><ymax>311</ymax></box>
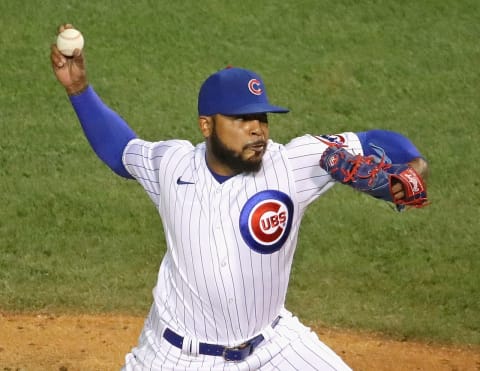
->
<box><xmin>207</xmin><ymin>113</ymin><xmax>269</xmax><ymax>174</ymax></box>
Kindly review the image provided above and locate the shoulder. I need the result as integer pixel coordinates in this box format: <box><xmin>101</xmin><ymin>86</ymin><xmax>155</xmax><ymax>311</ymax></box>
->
<box><xmin>284</xmin><ymin>133</ymin><xmax>363</xmax><ymax>156</ymax></box>
<box><xmin>123</xmin><ymin>138</ymin><xmax>195</xmax><ymax>172</ymax></box>
<box><xmin>126</xmin><ymin>138</ymin><xmax>194</xmax><ymax>155</ymax></box>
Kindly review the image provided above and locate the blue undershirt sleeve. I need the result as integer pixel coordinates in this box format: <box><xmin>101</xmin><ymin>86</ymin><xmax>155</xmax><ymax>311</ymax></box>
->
<box><xmin>357</xmin><ymin>129</ymin><xmax>423</xmax><ymax>164</ymax></box>
<box><xmin>69</xmin><ymin>86</ymin><xmax>137</xmax><ymax>179</ymax></box>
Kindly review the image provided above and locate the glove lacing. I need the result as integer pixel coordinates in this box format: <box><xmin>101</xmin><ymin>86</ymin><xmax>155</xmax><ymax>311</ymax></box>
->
<box><xmin>341</xmin><ymin>154</ymin><xmax>392</xmax><ymax>186</ymax></box>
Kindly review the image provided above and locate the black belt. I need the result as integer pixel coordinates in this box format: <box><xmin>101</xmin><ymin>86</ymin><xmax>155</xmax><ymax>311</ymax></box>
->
<box><xmin>163</xmin><ymin>316</ymin><xmax>281</xmax><ymax>362</ymax></box>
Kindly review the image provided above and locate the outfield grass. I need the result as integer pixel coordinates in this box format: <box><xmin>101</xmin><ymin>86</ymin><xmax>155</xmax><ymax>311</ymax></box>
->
<box><xmin>1</xmin><ymin>0</ymin><xmax>479</xmax><ymax>345</ymax></box>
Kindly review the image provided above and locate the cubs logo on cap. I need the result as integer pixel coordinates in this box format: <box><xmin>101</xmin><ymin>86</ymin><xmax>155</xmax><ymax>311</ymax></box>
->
<box><xmin>198</xmin><ymin>67</ymin><xmax>289</xmax><ymax>116</ymax></box>
<box><xmin>248</xmin><ymin>79</ymin><xmax>262</xmax><ymax>95</ymax></box>
<box><xmin>239</xmin><ymin>190</ymin><xmax>294</xmax><ymax>254</ymax></box>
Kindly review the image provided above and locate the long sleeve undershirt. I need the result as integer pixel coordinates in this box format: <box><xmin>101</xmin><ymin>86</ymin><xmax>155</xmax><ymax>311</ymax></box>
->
<box><xmin>69</xmin><ymin>86</ymin><xmax>137</xmax><ymax>178</ymax></box>
<box><xmin>69</xmin><ymin>86</ymin><xmax>424</xmax><ymax>180</ymax></box>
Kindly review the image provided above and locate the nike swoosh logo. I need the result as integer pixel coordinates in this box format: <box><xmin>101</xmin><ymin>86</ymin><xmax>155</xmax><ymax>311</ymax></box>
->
<box><xmin>177</xmin><ymin>176</ymin><xmax>195</xmax><ymax>185</ymax></box>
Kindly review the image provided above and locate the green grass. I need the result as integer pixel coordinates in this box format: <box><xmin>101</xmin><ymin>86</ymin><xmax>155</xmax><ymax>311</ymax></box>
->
<box><xmin>1</xmin><ymin>0</ymin><xmax>479</xmax><ymax>346</ymax></box>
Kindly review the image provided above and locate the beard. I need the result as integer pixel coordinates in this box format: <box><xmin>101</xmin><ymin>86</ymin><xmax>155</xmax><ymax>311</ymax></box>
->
<box><xmin>210</xmin><ymin>122</ymin><xmax>264</xmax><ymax>174</ymax></box>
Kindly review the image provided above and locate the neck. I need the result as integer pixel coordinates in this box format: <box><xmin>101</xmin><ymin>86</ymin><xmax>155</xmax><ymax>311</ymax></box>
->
<box><xmin>205</xmin><ymin>146</ymin><xmax>239</xmax><ymax>176</ymax></box>
<box><xmin>205</xmin><ymin>153</ymin><xmax>236</xmax><ymax>183</ymax></box>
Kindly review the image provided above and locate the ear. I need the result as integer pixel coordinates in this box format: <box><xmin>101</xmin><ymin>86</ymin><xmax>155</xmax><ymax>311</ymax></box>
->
<box><xmin>198</xmin><ymin>116</ymin><xmax>213</xmax><ymax>138</ymax></box>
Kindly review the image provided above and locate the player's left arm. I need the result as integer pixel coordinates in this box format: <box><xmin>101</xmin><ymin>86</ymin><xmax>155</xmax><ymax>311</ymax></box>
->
<box><xmin>358</xmin><ymin>129</ymin><xmax>429</xmax><ymax>201</ymax></box>
<box><xmin>357</xmin><ymin>129</ymin><xmax>428</xmax><ymax>173</ymax></box>
<box><xmin>320</xmin><ymin>129</ymin><xmax>429</xmax><ymax>208</ymax></box>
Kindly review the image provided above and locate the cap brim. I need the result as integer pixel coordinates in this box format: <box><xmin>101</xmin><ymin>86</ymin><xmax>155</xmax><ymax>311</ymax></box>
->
<box><xmin>220</xmin><ymin>103</ymin><xmax>289</xmax><ymax>115</ymax></box>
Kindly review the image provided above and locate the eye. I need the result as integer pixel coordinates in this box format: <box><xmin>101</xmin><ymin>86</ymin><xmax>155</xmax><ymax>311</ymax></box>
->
<box><xmin>230</xmin><ymin>114</ymin><xmax>269</xmax><ymax>124</ymax></box>
<box><xmin>234</xmin><ymin>115</ymin><xmax>247</xmax><ymax>121</ymax></box>
<box><xmin>243</xmin><ymin>114</ymin><xmax>269</xmax><ymax>123</ymax></box>
<box><xmin>258</xmin><ymin>114</ymin><xmax>268</xmax><ymax>124</ymax></box>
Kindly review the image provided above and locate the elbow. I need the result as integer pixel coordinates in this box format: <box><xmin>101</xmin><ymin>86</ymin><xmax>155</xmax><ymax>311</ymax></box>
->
<box><xmin>97</xmin><ymin>150</ymin><xmax>134</xmax><ymax>179</ymax></box>
<box><xmin>111</xmin><ymin>163</ymin><xmax>134</xmax><ymax>179</ymax></box>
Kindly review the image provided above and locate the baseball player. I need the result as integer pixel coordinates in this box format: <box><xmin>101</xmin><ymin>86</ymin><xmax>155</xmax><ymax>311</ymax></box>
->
<box><xmin>51</xmin><ymin>25</ymin><xmax>428</xmax><ymax>371</ymax></box>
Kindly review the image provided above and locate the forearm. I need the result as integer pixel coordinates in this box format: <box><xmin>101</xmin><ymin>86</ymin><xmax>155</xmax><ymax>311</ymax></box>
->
<box><xmin>358</xmin><ymin>129</ymin><xmax>429</xmax><ymax>184</ymax></box>
<box><xmin>320</xmin><ymin>146</ymin><xmax>428</xmax><ymax>208</ymax></box>
<box><xmin>357</xmin><ymin>129</ymin><xmax>425</xmax><ymax>164</ymax></box>
<box><xmin>69</xmin><ymin>86</ymin><xmax>137</xmax><ymax>178</ymax></box>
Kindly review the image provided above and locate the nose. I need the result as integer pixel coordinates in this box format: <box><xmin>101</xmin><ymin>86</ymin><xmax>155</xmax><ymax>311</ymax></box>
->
<box><xmin>249</xmin><ymin>119</ymin><xmax>265</xmax><ymax>137</ymax></box>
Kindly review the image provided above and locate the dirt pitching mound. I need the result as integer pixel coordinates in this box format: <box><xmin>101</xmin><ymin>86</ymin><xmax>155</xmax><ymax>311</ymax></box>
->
<box><xmin>0</xmin><ymin>313</ymin><xmax>479</xmax><ymax>370</ymax></box>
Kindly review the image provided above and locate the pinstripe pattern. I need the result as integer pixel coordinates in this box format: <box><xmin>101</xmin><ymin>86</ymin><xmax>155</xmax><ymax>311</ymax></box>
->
<box><xmin>123</xmin><ymin>306</ymin><xmax>352</xmax><ymax>370</ymax></box>
<box><xmin>121</xmin><ymin>133</ymin><xmax>361</xmax><ymax>370</ymax></box>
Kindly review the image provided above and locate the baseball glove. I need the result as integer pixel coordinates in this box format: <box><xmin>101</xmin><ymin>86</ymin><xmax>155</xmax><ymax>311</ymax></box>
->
<box><xmin>319</xmin><ymin>145</ymin><xmax>429</xmax><ymax>209</ymax></box>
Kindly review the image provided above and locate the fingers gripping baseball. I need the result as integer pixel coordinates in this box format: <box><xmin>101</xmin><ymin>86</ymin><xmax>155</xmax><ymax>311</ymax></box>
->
<box><xmin>319</xmin><ymin>146</ymin><xmax>429</xmax><ymax>209</ymax></box>
<box><xmin>51</xmin><ymin>24</ymin><xmax>88</xmax><ymax>95</ymax></box>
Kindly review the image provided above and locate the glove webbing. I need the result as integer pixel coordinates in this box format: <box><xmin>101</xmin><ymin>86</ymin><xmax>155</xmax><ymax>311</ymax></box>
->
<box><xmin>335</xmin><ymin>152</ymin><xmax>392</xmax><ymax>186</ymax></box>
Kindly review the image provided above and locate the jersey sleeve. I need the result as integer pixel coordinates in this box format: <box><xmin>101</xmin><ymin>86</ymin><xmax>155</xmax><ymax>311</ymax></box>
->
<box><xmin>69</xmin><ymin>86</ymin><xmax>137</xmax><ymax>178</ymax></box>
<box><xmin>356</xmin><ymin>129</ymin><xmax>424</xmax><ymax>164</ymax></box>
<box><xmin>285</xmin><ymin>132</ymin><xmax>363</xmax><ymax>206</ymax></box>
<box><xmin>122</xmin><ymin>139</ymin><xmax>193</xmax><ymax>204</ymax></box>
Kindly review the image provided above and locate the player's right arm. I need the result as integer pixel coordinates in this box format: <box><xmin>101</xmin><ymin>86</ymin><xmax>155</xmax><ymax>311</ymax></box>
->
<box><xmin>50</xmin><ymin>25</ymin><xmax>136</xmax><ymax>179</ymax></box>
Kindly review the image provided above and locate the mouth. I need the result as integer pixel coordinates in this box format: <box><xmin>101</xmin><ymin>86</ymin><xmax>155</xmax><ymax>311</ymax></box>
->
<box><xmin>246</xmin><ymin>141</ymin><xmax>267</xmax><ymax>153</ymax></box>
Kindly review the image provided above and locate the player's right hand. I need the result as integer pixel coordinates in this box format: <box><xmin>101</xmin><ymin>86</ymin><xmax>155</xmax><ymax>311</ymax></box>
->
<box><xmin>50</xmin><ymin>24</ymin><xmax>88</xmax><ymax>96</ymax></box>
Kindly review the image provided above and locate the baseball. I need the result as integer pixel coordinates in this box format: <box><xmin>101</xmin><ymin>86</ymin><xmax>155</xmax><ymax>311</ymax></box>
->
<box><xmin>56</xmin><ymin>28</ymin><xmax>84</xmax><ymax>57</ymax></box>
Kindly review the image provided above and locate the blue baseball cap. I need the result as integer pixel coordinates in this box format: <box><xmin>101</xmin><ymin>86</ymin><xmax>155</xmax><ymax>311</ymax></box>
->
<box><xmin>198</xmin><ymin>67</ymin><xmax>289</xmax><ymax>116</ymax></box>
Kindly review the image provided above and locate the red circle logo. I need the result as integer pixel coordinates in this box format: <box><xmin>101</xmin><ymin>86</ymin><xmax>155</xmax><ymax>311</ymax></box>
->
<box><xmin>249</xmin><ymin>200</ymin><xmax>288</xmax><ymax>245</ymax></box>
<box><xmin>240</xmin><ymin>190</ymin><xmax>294</xmax><ymax>254</ymax></box>
<box><xmin>248</xmin><ymin>79</ymin><xmax>262</xmax><ymax>95</ymax></box>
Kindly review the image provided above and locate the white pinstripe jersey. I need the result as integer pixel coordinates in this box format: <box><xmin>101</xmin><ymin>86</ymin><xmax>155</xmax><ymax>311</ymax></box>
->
<box><xmin>122</xmin><ymin>132</ymin><xmax>363</xmax><ymax>347</ymax></box>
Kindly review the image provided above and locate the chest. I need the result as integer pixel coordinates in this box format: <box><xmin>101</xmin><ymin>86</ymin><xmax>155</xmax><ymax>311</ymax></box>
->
<box><xmin>159</xmin><ymin>151</ymin><xmax>298</xmax><ymax>256</ymax></box>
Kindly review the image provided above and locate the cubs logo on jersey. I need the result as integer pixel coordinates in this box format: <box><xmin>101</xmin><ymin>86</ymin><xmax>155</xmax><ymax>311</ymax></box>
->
<box><xmin>239</xmin><ymin>190</ymin><xmax>294</xmax><ymax>254</ymax></box>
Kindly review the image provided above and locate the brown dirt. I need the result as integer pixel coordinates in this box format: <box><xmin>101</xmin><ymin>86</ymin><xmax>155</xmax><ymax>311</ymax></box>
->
<box><xmin>0</xmin><ymin>313</ymin><xmax>479</xmax><ymax>371</ymax></box>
